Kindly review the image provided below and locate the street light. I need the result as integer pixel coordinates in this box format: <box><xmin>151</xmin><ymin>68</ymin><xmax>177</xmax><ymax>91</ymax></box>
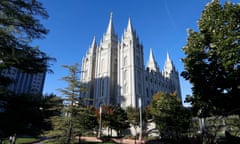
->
<box><xmin>98</xmin><ymin>105</ymin><xmax>102</xmax><ymax>138</ymax></box>
<box><xmin>139</xmin><ymin>97</ymin><xmax>142</xmax><ymax>141</ymax></box>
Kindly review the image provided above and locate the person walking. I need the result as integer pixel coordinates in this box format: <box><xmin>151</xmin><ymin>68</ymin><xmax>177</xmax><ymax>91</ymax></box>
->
<box><xmin>9</xmin><ymin>135</ymin><xmax>12</xmax><ymax>144</ymax></box>
<box><xmin>12</xmin><ymin>134</ymin><xmax>16</xmax><ymax>144</ymax></box>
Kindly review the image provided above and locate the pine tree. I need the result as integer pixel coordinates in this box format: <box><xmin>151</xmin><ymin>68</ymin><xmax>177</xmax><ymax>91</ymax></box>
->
<box><xmin>181</xmin><ymin>0</ymin><xmax>240</xmax><ymax>116</ymax></box>
<box><xmin>0</xmin><ymin>0</ymin><xmax>54</xmax><ymax>73</ymax></box>
<box><xmin>44</xmin><ymin>64</ymin><xmax>82</xmax><ymax>144</ymax></box>
<box><xmin>59</xmin><ymin>64</ymin><xmax>83</xmax><ymax>144</ymax></box>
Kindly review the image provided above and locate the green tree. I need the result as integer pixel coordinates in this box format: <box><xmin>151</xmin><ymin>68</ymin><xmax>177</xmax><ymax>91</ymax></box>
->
<box><xmin>100</xmin><ymin>105</ymin><xmax>114</xmax><ymax>136</ymax></box>
<box><xmin>149</xmin><ymin>92</ymin><xmax>191</xmax><ymax>138</ymax></box>
<box><xmin>41</xmin><ymin>94</ymin><xmax>64</xmax><ymax>131</ymax></box>
<box><xmin>0</xmin><ymin>0</ymin><xmax>54</xmax><ymax>116</ymax></box>
<box><xmin>109</xmin><ymin>105</ymin><xmax>130</xmax><ymax>136</ymax></box>
<box><xmin>126</xmin><ymin>106</ymin><xmax>140</xmax><ymax>136</ymax></box>
<box><xmin>77</xmin><ymin>106</ymin><xmax>98</xmax><ymax>136</ymax></box>
<box><xmin>58</xmin><ymin>64</ymin><xmax>83</xmax><ymax>144</ymax></box>
<box><xmin>181</xmin><ymin>0</ymin><xmax>240</xmax><ymax>117</ymax></box>
<box><xmin>100</xmin><ymin>105</ymin><xmax>129</xmax><ymax>136</ymax></box>
<box><xmin>43</xmin><ymin>95</ymin><xmax>67</xmax><ymax>144</ymax></box>
<box><xmin>43</xmin><ymin>64</ymin><xmax>83</xmax><ymax>144</ymax></box>
<box><xmin>0</xmin><ymin>0</ymin><xmax>53</xmax><ymax>73</ymax></box>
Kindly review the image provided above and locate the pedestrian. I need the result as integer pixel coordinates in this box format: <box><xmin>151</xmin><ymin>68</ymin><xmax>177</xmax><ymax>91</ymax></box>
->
<box><xmin>9</xmin><ymin>135</ymin><xmax>12</xmax><ymax>144</ymax></box>
<box><xmin>12</xmin><ymin>134</ymin><xmax>16</xmax><ymax>144</ymax></box>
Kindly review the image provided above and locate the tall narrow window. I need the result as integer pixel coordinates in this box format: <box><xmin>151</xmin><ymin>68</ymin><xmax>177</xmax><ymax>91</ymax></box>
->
<box><xmin>101</xmin><ymin>79</ymin><xmax>104</xmax><ymax>97</ymax></box>
<box><xmin>146</xmin><ymin>88</ymin><xmax>149</xmax><ymax>97</ymax></box>
<box><xmin>136</xmin><ymin>56</ymin><xmax>140</xmax><ymax>66</ymax></box>
<box><xmin>123</xmin><ymin>70</ymin><xmax>127</xmax><ymax>81</ymax></box>
<box><xmin>123</xmin><ymin>56</ymin><xmax>127</xmax><ymax>65</ymax></box>
<box><xmin>138</xmin><ymin>83</ymin><xmax>141</xmax><ymax>94</ymax></box>
<box><xmin>101</xmin><ymin>59</ymin><xmax>105</xmax><ymax>73</ymax></box>
<box><xmin>123</xmin><ymin>83</ymin><xmax>128</xmax><ymax>94</ymax></box>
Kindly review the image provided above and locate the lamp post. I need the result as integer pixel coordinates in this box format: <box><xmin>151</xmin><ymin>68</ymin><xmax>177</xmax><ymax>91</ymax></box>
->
<box><xmin>98</xmin><ymin>105</ymin><xmax>102</xmax><ymax>138</ymax></box>
<box><xmin>139</xmin><ymin>97</ymin><xmax>142</xmax><ymax>141</ymax></box>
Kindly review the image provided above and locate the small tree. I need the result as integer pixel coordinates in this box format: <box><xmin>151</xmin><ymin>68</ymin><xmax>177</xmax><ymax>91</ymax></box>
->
<box><xmin>41</xmin><ymin>94</ymin><xmax>64</xmax><ymax>132</ymax></box>
<box><xmin>43</xmin><ymin>95</ymin><xmax>66</xmax><ymax>144</ymax></box>
<box><xmin>126</xmin><ymin>107</ymin><xmax>140</xmax><ymax>136</ymax></box>
<box><xmin>77</xmin><ymin>106</ymin><xmax>98</xmax><ymax>135</ymax></box>
<box><xmin>100</xmin><ymin>105</ymin><xmax>114</xmax><ymax>136</ymax></box>
<box><xmin>109</xmin><ymin>105</ymin><xmax>130</xmax><ymax>136</ymax></box>
<box><xmin>43</xmin><ymin>64</ymin><xmax>83</xmax><ymax>144</ymax></box>
<box><xmin>150</xmin><ymin>92</ymin><xmax>191</xmax><ymax>139</ymax></box>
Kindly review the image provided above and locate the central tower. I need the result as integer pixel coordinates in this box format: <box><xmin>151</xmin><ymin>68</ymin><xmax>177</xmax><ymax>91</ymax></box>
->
<box><xmin>93</xmin><ymin>13</ymin><xmax>118</xmax><ymax>106</ymax></box>
<box><xmin>118</xmin><ymin>18</ymin><xmax>144</xmax><ymax>108</ymax></box>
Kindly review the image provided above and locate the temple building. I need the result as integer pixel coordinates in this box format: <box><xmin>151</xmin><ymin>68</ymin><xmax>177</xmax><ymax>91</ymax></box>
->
<box><xmin>80</xmin><ymin>14</ymin><xmax>181</xmax><ymax>108</ymax></box>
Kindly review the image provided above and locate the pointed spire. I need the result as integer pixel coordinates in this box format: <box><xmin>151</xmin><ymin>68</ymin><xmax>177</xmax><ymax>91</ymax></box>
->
<box><xmin>147</xmin><ymin>48</ymin><xmax>159</xmax><ymax>72</ymax></box>
<box><xmin>166</xmin><ymin>52</ymin><xmax>171</xmax><ymax>62</ymax></box>
<box><xmin>91</xmin><ymin>35</ymin><xmax>97</xmax><ymax>48</ymax></box>
<box><xmin>164</xmin><ymin>52</ymin><xmax>176</xmax><ymax>76</ymax></box>
<box><xmin>127</xmin><ymin>17</ymin><xmax>133</xmax><ymax>33</ymax></box>
<box><xmin>106</xmin><ymin>12</ymin><xmax>115</xmax><ymax>35</ymax></box>
<box><xmin>89</xmin><ymin>35</ymin><xmax>97</xmax><ymax>54</ymax></box>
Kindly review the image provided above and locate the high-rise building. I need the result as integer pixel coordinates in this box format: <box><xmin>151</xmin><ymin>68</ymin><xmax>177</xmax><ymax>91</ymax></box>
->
<box><xmin>80</xmin><ymin>14</ymin><xmax>181</xmax><ymax>108</ymax></box>
<box><xmin>0</xmin><ymin>67</ymin><xmax>45</xmax><ymax>95</ymax></box>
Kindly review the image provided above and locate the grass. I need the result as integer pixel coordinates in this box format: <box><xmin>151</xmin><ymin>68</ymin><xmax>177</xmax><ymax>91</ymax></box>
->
<box><xmin>2</xmin><ymin>137</ymin><xmax>39</xmax><ymax>144</ymax></box>
<box><xmin>81</xmin><ymin>142</ymin><xmax>116</xmax><ymax>144</ymax></box>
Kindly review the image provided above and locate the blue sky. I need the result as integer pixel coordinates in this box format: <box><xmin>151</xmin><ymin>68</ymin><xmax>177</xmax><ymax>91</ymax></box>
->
<box><xmin>36</xmin><ymin>0</ymin><xmax>238</xmax><ymax>105</ymax></box>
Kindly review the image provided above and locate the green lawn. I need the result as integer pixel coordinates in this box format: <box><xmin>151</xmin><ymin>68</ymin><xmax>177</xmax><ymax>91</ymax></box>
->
<box><xmin>2</xmin><ymin>137</ymin><xmax>116</xmax><ymax>144</ymax></box>
<box><xmin>2</xmin><ymin>137</ymin><xmax>39</xmax><ymax>144</ymax></box>
<box><xmin>81</xmin><ymin>142</ymin><xmax>116</xmax><ymax>144</ymax></box>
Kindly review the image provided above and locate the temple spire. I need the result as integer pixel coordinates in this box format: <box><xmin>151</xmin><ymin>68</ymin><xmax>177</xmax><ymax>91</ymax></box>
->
<box><xmin>127</xmin><ymin>17</ymin><xmax>133</xmax><ymax>33</ymax></box>
<box><xmin>147</xmin><ymin>48</ymin><xmax>159</xmax><ymax>72</ymax></box>
<box><xmin>106</xmin><ymin>12</ymin><xmax>115</xmax><ymax>35</ymax></box>
<box><xmin>166</xmin><ymin>52</ymin><xmax>171</xmax><ymax>62</ymax></box>
<box><xmin>163</xmin><ymin>52</ymin><xmax>176</xmax><ymax>77</ymax></box>
<box><xmin>89</xmin><ymin>35</ymin><xmax>97</xmax><ymax>54</ymax></box>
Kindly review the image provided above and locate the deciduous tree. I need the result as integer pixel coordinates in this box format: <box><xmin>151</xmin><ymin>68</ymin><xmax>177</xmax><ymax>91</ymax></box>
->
<box><xmin>109</xmin><ymin>105</ymin><xmax>129</xmax><ymax>136</ymax></box>
<box><xmin>149</xmin><ymin>92</ymin><xmax>191</xmax><ymax>138</ymax></box>
<box><xmin>181</xmin><ymin>0</ymin><xmax>240</xmax><ymax>116</ymax></box>
<box><xmin>126</xmin><ymin>106</ymin><xmax>140</xmax><ymax>136</ymax></box>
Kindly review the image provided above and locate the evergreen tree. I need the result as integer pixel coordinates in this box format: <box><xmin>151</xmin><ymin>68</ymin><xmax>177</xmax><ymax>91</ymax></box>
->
<box><xmin>59</xmin><ymin>64</ymin><xmax>82</xmax><ymax>144</ymax></box>
<box><xmin>77</xmin><ymin>106</ymin><xmax>98</xmax><ymax>136</ymax></box>
<box><xmin>0</xmin><ymin>0</ymin><xmax>53</xmax><ymax>73</ymax></box>
<box><xmin>44</xmin><ymin>64</ymin><xmax>82</xmax><ymax>144</ymax></box>
<box><xmin>41</xmin><ymin>94</ymin><xmax>64</xmax><ymax>131</ymax></box>
<box><xmin>181</xmin><ymin>0</ymin><xmax>240</xmax><ymax>116</ymax></box>
<box><xmin>43</xmin><ymin>95</ymin><xmax>66</xmax><ymax>144</ymax></box>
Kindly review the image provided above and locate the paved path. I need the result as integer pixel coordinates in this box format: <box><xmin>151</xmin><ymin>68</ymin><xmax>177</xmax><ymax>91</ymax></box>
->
<box><xmin>33</xmin><ymin>136</ymin><xmax>166</xmax><ymax>144</ymax></box>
